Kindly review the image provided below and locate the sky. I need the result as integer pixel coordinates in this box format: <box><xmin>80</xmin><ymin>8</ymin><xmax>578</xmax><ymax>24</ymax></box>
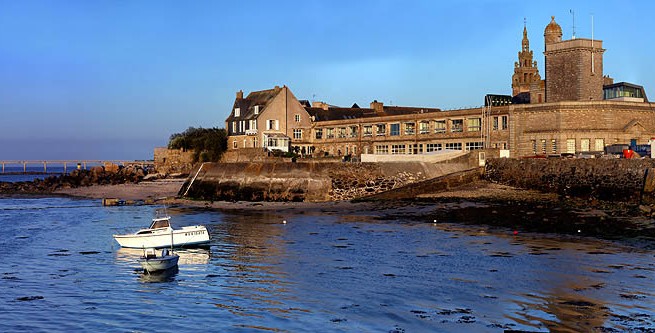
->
<box><xmin>1</xmin><ymin>0</ymin><xmax>653</xmax><ymax>160</ymax></box>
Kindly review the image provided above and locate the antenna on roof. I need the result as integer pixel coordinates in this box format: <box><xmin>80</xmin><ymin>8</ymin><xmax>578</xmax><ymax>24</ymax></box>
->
<box><xmin>570</xmin><ymin>9</ymin><xmax>576</xmax><ymax>39</ymax></box>
<box><xmin>591</xmin><ymin>13</ymin><xmax>595</xmax><ymax>74</ymax></box>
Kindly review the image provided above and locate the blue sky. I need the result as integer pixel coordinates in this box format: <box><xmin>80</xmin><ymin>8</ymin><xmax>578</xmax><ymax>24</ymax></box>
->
<box><xmin>1</xmin><ymin>0</ymin><xmax>653</xmax><ymax>160</ymax></box>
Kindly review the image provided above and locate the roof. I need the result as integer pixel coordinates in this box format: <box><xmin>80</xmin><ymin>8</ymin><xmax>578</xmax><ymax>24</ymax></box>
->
<box><xmin>305</xmin><ymin>104</ymin><xmax>442</xmax><ymax>122</ymax></box>
<box><xmin>544</xmin><ymin>16</ymin><xmax>562</xmax><ymax>35</ymax></box>
<box><xmin>305</xmin><ymin>107</ymin><xmax>372</xmax><ymax>121</ymax></box>
<box><xmin>226</xmin><ymin>88</ymin><xmax>280</xmax><ymax>122</ymax></box>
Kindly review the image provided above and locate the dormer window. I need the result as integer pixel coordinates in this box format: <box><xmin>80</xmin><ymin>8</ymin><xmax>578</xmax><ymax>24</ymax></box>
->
<box><xmin>254</xmin><ymin>105</ymin><xmax>260</xmax><ymax>115</ymax></box>
<box><xmin>234</xmin><ymin>108</ymin><xmax>240</xmax><ymax>117</ymax></box>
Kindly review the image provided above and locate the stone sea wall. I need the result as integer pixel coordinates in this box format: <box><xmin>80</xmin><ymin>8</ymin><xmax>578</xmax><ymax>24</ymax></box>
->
<box><xmin>181</xmin><ymin>161</ymin><xmax>469</xmax><ymax>202</ymax></box>
<box><xmin>485</xmin><ymin>158</ymin><xmax>655</xmax><ymax>203</ymax></box>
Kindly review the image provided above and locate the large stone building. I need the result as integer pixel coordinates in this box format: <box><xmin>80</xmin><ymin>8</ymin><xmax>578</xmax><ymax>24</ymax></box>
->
<box><xmin>226</xmin><ymin>16</ymin><xmax>654</xmax><ymax>158</ymax></box>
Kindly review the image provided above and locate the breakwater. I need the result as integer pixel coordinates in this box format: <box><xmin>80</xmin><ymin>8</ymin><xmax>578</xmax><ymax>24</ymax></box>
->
<box><xmin>485</xmin><ymin>158</ymin><xmax>655</xmax><ymax>203</ymax></box>
<box><xmin>180</xmin><ymin>161</ymin><xmax>469</xmax><ymax>202</ymax></box>
<box><xmin>0</xmin><ymin>165</ymin><xmax>149</xmax><ymax>194</ymax></box>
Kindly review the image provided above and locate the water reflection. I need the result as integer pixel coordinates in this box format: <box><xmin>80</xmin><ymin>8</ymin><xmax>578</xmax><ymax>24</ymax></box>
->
<box><xmin>116</xmin><ymin>247</ymin><xmax>210</xmax><ymax>266</ymax></box>
<box><xmin>139</xmin><ymin>266</ymin><xmax>179</xmax><ymax>283</ymax></box>
<box><xmin>3</xmin><ymin>198</ymin><xmax>655</xmax><ymax>332</ymax></box>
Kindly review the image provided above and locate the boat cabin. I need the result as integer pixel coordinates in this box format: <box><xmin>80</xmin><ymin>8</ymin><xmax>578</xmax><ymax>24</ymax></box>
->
<box><xmin>149</xmin><ymin>217</ymin><xmax>171</xmax><ymax>230</ymax></box>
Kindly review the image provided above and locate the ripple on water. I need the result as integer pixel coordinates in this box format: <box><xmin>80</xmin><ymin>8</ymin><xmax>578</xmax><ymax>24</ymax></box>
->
<box><xmin>1</xmin><ymin>198</ymin><xmax>655</xmax><ymax>332</ymax></box>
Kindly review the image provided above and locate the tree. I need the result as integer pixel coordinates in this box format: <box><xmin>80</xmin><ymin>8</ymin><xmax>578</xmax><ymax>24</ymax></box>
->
<box><xmin>168</xmin><ymin>127</ymin><xmax>228</xmax><ymax>163</ymax></box>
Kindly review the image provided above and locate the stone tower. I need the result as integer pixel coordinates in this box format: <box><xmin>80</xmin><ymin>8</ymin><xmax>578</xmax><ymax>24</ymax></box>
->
<box><xmin>543</xmin><ymin>16</ymin><xmax>605</xmax><ymax>102</ymax></box>
<box><xmin>512</xmin><ymin>22</ymin><xmax>542</xmax><ymax>97</ymax></box>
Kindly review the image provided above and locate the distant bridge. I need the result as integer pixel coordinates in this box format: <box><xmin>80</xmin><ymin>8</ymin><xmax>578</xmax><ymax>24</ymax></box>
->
<box><xmin>0</xmin><ymin>160</ymin><xmax>154</xmax><ymax>173</ymax></box>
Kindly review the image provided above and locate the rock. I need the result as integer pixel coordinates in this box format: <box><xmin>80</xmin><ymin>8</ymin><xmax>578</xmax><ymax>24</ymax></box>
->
<box><xmin>638</xmin><ymin>205</ymin><xmax>652</xmax><ymax>214</ymax></box>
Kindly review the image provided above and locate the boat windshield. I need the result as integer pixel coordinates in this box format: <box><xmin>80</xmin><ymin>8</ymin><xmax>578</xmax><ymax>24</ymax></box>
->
<box><xmin>149</xmin><ymin>218</ymin><xmax>171</xmax><ymax>229</ymax></box>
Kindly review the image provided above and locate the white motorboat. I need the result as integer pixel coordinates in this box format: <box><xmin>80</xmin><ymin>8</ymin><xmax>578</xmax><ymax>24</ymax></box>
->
<box><xmin>138</xmin><ymin>248</ymin><xmax>180</xmax><ymax>273</ymax></box>
<box><xmin>113</xmin><ymin>214</ymin><xmax>210</xmax><ymax>249</ymax></box>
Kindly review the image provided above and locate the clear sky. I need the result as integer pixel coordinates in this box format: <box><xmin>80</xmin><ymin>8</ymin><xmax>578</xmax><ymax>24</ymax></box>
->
<box><xmin>1</xmin><ymin>0</ymin><xmax>653</xmax><ymax>160</ymax></box>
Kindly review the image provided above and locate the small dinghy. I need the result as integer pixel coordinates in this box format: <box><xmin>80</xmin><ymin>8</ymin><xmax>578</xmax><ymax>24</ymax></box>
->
<box><xmin>138</xmin><ymin>247</ymin><xmax>180</xmax><ymax>273</ymax></box>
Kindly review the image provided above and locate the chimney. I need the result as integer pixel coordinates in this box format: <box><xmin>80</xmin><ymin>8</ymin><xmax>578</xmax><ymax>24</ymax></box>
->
<box><xmin>312</xmin><ymin>101</ymin><xmax>329</xmax><ymax>110</ymax></box>
<box><xmin>236</xmin><ymin>90</ymin><xmax>243</xmax><ymax>100</ymax></box>
<box><xmin>370</xmin><ymin>100</ymin><xmax>384</xmax><ymax>114</ymax></box>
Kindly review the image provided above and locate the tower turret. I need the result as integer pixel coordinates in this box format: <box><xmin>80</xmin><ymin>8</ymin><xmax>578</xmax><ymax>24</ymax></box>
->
<box><xmin>512</xmin><ymin>20</ymin><xmax>542</xmax><ymax>99</ymax></box>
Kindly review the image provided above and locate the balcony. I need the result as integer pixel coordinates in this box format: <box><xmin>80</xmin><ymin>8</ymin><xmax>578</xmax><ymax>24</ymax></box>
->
<box><xmin>245</xmin><ymin>129</ymin><xmax>258</xmax><ymax>136</ymax></box>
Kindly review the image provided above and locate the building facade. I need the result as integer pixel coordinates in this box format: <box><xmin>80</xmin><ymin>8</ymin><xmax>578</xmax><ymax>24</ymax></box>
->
<box><xmin>226</xmin><ymin>16</ymin><xmax>654</xmax><ymax>158</ymax></box>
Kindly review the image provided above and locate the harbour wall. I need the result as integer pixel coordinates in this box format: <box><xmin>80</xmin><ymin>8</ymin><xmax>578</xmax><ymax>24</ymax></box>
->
<box><xmin>485</xmin><ymin>158</ymin><xmax>655</xmax><ymax>203</ymax></box>
<box><xmin>181</xmin><ymin>161</ymin><xmax>471</xmax><ymax>202</ymax></box>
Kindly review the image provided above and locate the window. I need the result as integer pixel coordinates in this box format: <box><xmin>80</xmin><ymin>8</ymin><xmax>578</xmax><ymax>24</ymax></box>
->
<box><xmin>243</xmin><ymin>139</ymin><xmax>247</xmax><ymax>148</ymax></box>
<box><xmin>239</xmin><ymin>121</ymin><xmax>245</xmax><ymax>132</ymax></box>
<box><xmin>234</xmin><ymin>108</ymin><xmax>240</xmax><ymax>117</ymax></box>
<box><xmin>445</xmin><ymin>142</ymin><xmax>462</xmax><ymax>151</ymax></box>
<box><xmin>295</xmin><ymin>114</ymin><xmax>301</xmax><ymax>123</ymax></box>
<box><xmin>501</xmin><ymin>116</ymin><xmax>508</xmax><ymax>130</ymax></box>
<box><xmin>531</xmin><ymin>140</ymin><xmax>537</xmax><ymax>154</ymax></box>
<box><xmin>594</xmin><ymin>138</ymin><xmax>605</xmax><ymax>151</ymax></box>
<box><xmin>493</xmin><ymin>117</ymin><xmax>499</xmax><ymax>131</ymax></box>
<box><xmin>551</xmin><ymin>139</ymin><xmax>557</xmax><ymax>153</ymax></box>
<box><xmin>419</xmin><ymin>121</ymin><xmax>429</xmax><ymax>134</ymax></box>
<box><xmin>581</xmin><ymin>139</ymin><xmax>590</xmax><ymax>152</ymax></box>
<box><xmin>338</xmin><ymin>127</ymin><xmax>347</xmax><ymax>138</ymax></box>
<box><xmin>465</xmin><ymin>142</ymin><xmax>484</xmax><ymax>151</ymax></box>
<box><xmin>254</xmin><ymin>105</ymin><xmax>259</xmax><ymax>115</ymax></box>
<box><xmin>267</xmin><ymin>119</ymin><xmax>278</xmax><ymax>130</ymax></box>
<box><xmin>410</xmin><ymin>144</ymin><xmax>422</xmax><ymax>154</ymax></box>
<box><xmin>376</xmin><ymin>124</ymin><xmax>386</xmax><ymax>136</ymax></box>
<box><xmin>375</xmin><ymin>145</ymin><xmax>389</xmax><ymax>154</ymax></box>
<box><xmin>349</xmin><ymin>126</ymin><xmax>358</xmax><ymax>138</ymax></box>
<box><xmin>404</xmin><ymin>122</ymin><xmax>415</xmax><ymax>135</ymax></box>
<box><xmin>249</xmin><ymin>120</ymin><xmax>257</xmax><ymax>130</ymax></box>
<box><xmin>391</xmin><ymin>144</ymin><xmax>406</xmax><ymax>154</ymax></box>
<box><xmin>326</xmin><ymin>128</ymin><xmax>334</xmax><ymax>139</ymax></box>
<box><xmin>467</xmin><ymin>118</ymin><xmax>481</xmax><ymax>132</ymax></box>
<box><xmin>315</xmin><ymin>128</ymin><xmax>323</xmax><ymax>140</ymax></box>
<box><xmin>363</xmin><ymin>125</ymin><xmax>373</xmax><ymax>137</ymax></box>
<box><xmin>434</xmin><ymin>120</ymin><xmax>446</xmax><ymax>133</ymax></box>
<box><xmin>390</xmin><ymin>123</ymin><xmax>400</xmax><ymax>136</ymax></box>
<box><xmin>232</xmin><ymin>121</ymin><xmax>237</xmax><ymax>133</ymax></box>
<box><xmin>426</xmin><ymin>143</ymin><xmax>442</xmax><ymax>152</ymax></box>
<box><xmin>254</xmin><ymin>137</ymin><xmax>258</xmax><ymax>147</ymax></box>
<box><xmin>232</xmin><ymin>140</ymin><xmax>237</xmax><ymax>149</ymax></box>
<box><xmin>566</xmin><ymin>139</ymin><xmax>575</xmax><ymax>153</ymax></box>
<box><xmin>540</xmin><ymin>139</ymin><xmax>547</xmax><ymax>154</ymax></box>
<box><xmin>267</xmin><ymin>137</ymin><xmax>278</xmax><ymax>148</ymax></box>
<box><xmin>450</xmin><ymin>119</ymin><xmax>463</xmax><ymax>132</ymax></box>
<box><xmin>293</xmin><ymin>129</ymin><xmax>302</xmax><ymax>140</ymax></box>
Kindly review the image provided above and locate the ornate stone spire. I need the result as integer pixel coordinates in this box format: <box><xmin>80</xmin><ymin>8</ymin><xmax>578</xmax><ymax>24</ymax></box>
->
<box><xmin>512</xmin><ymin>20</ymin><xmax>542</xmax><ymax>97</ymax></box>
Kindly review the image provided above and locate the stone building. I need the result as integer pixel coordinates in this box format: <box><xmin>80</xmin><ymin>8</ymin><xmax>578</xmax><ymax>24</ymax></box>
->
<box><xmin>225</xmin><ymin>85</ymin><xmax>312</xmax><ymax>153</ymax></box>
<box><xmin>225</xmin><ymin>16</ymin><xmax>654</xmax><ymax>158</ymax></box>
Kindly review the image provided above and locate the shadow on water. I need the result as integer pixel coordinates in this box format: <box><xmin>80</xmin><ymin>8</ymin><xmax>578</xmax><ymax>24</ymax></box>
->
<box><xmin>138</xmin><ymin>266</ymin><xmax>179</xmax><ymax>283</ymax></box>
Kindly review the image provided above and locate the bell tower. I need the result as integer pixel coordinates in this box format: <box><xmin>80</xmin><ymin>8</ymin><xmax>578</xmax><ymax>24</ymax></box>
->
<box><xmin>512</xmin><ymin>19</ymin><xmax>542</xmax><ymax>97</ymax></box>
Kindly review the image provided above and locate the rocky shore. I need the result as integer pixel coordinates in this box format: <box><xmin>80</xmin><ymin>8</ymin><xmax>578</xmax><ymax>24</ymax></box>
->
<box><xmin>0</xmin><ymin>165</ymin><xmax>151</xmax><ymax>196</ymax></box>
<box><xmin>3</xmin><ymin>166</ymin><xmax>655</xmax><ymax>242</ymax></box>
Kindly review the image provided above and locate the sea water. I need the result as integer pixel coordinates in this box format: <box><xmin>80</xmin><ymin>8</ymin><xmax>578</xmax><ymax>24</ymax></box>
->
<box><xmin>0</xmin><ymin>195</ymin><xmax>654</xmax><ymax>332</ymax></box>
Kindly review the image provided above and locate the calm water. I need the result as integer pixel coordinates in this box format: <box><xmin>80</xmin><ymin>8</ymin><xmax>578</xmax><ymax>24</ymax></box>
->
<box><xmin>1</xmin><ymin>196</ymin><xmax>654</xmax><ymax>332</ymax></box>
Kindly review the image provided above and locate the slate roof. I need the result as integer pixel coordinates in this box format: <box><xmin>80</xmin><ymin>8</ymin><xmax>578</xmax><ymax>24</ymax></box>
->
<box><xmin>226</xmin><ymin>88</ymin><xmax>280</xmax><ymax>122</ymax></box>
<box><xmin>305</xmin><ymin>105</ymin><xmax>442</xmax><ymax>122</ymax></box>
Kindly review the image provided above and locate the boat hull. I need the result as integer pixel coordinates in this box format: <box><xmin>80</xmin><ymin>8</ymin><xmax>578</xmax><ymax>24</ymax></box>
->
<box><xmin>113</xmin><ymin>226</ymin><xmax>210</xmax><ymax>249</ymax></box>
<box><xmin>139</xmin><ymin>255</ymin><xmax>179</xmax><ymax>272</ymax></box>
